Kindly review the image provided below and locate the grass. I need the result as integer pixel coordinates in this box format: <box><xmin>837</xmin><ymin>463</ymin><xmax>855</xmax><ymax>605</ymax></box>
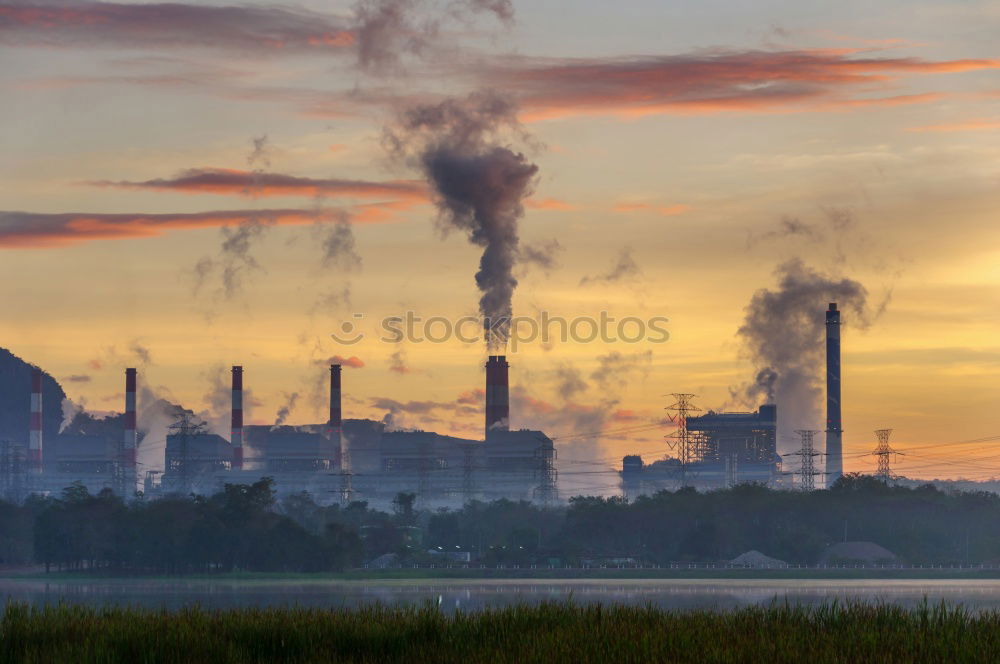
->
<box><xmin>2</xmin><ymin>601</ymin><xmax>1000</xmax><ymax>663</ymax></box>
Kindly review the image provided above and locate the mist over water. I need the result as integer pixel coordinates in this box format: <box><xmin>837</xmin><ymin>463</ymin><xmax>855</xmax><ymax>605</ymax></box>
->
<box><xmin>4</xmin><ymin>579</ymin><xmax>1000</xmax><ymax>612</ymax></box>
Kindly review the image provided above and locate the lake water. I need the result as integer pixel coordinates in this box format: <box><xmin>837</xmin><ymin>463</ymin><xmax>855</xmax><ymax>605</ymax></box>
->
<box><xmin>4</xmin><ymin>578</ymin><xmax>1000</xmax><ymax>612</ymax></box>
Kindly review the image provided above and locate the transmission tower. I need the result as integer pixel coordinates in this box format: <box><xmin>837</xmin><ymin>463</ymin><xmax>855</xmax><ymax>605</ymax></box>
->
<box><xmin>338</xmin><ymin>469</ymin><xmax>354</xmax><ymax>504</ymax></box>
<box><xmin>417</xmin><ymin>437</ymin><xmax>430</xmax><ymax>505</ymax></box>
<box><xmin>461</xmin><ymin>443</ymin><xmax>476</xmax><ymax>505</ymax></box>
<box><xmin>873</xmin><ymin>428</ymin><xmax>899</xmax><ymax>483</ymax></box>
<box><xmin>724</xmin><ymin>452</ymin><xmax>739</xmax><ymax>489</ymax></box>
<box><xmin>665</xmin><ymin>393</ymin><xmax>702</xmax><ymax>487</ymax></box>
<box><xmin>168</xmin><ymin>411</ymin><xmax>207</xmax><ymax>494</ymax></box>
<box><xmin>785</xmin><ymin>430</ymin><xmax>822</xmax><ymax>491</ymax></box>
<box><xmin>533</xmin><ymin>443</ymin><xmax>558</xmax><ymax>505</ymax></box>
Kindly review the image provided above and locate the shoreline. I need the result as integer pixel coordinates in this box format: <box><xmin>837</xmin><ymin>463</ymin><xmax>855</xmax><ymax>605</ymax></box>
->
<box><xmin>7</xmin><ymin>567</ymin><xmax>1000</xmax><ymax>583</ymax></box>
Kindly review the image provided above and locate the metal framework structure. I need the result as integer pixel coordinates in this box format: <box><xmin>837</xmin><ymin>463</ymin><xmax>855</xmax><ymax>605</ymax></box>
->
<box><xmin>724</xmin><ymin>452</ymin><xmax>739</xmax><ymax>488</ymax></box>
<box><xmin>873</xmin><ymin>428</ymin><xmax>897</xmax><ymax>482</ymax></box>
<box><xmin>533</xmin><ymin>444</ymin><xmax>558</xmax><ymax>505</ymax></box>
<box><xmin>166</xmin><ymin>411</ymin><xmax>208</xmax><ymax>494</ymax></box>
<box><xmin>665</xmin><ymin>393</ymin><xmax>702</xmax><ymax>487</ymax></box>
<box><xmin>461</xmin><ymin>444</ymin><xmax>476</xmax><ymax>504</ymax></box>
<box><xmin>786</xmin><ymin>429</ymin><xmax>822</xmax><ymax>491</ymax></box>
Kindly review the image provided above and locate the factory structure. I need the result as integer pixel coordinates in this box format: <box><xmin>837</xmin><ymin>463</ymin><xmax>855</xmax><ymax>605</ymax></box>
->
<box><xmin>621</xmin><ymin>302</ymin><xmax>845</xmax><ymax>494</ymax></box>
<box><xmin>0</xmin><ymin>302</ymin><xmax>845</xmax><ymax>503</ymax></box>
<box><xmin>0</xmin><ymin>354</ymin><xmax>556</xmax><ymax>508</ymax></box>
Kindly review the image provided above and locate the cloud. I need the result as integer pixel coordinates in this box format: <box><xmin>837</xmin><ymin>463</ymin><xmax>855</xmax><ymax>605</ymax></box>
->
<box><xmin>327</xmin><ymin>355</ymin><xmax>365</xmax><ymax>369</ymax></box>
<box><xmin>0</xmin><ymin>1</ymin><xmax>355</xmax><ymax>53</ymax></box>
<box><xmin>89</xmin><ymin>168</ymin><xmax>430</xmax><ymax>201</ymax></box>
<box><xmin>906</xmin><ymin>118</ymin><xmax>1000</xmax><ymax>132</ymax></box>
<box><xmin>64</xmin><ymin>374</ymin><xmax>92</xmax><ymax>383</ymax></box>
<box><xmin>456</xmin><ymin>388</ymin><xmax>484</xmax><ymax>405</ymax></box>
<box><xmin>525</xmin><ymin>198</ymin><xmax>577</xmax><ymax>211</ymax></box>
<box><xmin>489</xmin><ymin>50</ymin><xmax>999</xmax><ymax>121</ymax></box>
<box><xmin>613</xmin><ymin>202</ymin><xmax>690</xmax><ymax>215</ymax></box>
<box><xmin>0</xmin><ymin>207</ymin><xmax>393</xmax><ymax>249</ymax></box>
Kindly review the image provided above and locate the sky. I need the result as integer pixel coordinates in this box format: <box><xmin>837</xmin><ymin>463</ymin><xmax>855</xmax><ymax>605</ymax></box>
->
<box><xmin>1</xmin><ymin>0</ymin><xmax>999</xmax><ymax>490</ymax></box>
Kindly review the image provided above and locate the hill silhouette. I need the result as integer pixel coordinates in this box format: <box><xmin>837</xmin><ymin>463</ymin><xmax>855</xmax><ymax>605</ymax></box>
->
<box><xmin>0</xmin><ymin>347</ymin><xmax>67</xmax><ymax>445</ymax></box>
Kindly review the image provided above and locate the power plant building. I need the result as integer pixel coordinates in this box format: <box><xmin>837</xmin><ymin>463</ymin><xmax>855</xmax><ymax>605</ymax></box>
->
<box><xmin>621</xmin><ymin>404</ymin><xmax>781</xmax><ymax>494</ymax></box>
<box><xmin>2</xmin><ymin>353</ymin><xmax>555</xmax><ymax>508</ymax></box>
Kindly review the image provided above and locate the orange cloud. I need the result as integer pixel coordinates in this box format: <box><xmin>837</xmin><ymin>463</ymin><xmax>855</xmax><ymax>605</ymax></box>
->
<box><xmin>89</xmin><ymin>168</ymin><xmax>429</xmax><ymax>201</ymax></box>
<box><xmin>613</xmin><ymin>202</ymin><xmax>691</xmax><ymax>216</ymax></box>
<box><xmin>328</xmin><ymin>355</ymin><xmax>365</xmax><ymax>368</ymax></box>
<box><xmin>497</xmin><ymin>50</ymin><xmax>1000</xmax><ymax>121</ymax></box>
<box><xmin>906</xmin><ymin>118</ymin><xmax>1000</xmax><ymax>132</ymax></box>
<box><xmin>525</xmin><ymin>198</ymin><xmax>578</xmax><ymax>211</ymax></box>
<box><xmin>0</xmin><ymin>207</ymin><xmax>394</xmax><ymax>249</ymax></box>
<box><xmin>457</xmin><ymin>388</ymin><xmax>485</xmax><ymax>405</ymax></box>
<box><xmin>611</xmin><ymin>409</ymin><xmax>640</xmax><ymax>422</ymax></box>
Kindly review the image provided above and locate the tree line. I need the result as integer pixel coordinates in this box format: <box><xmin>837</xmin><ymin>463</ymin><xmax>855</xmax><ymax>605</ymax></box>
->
<box><xmin>1</xmin><ymin>474</ymin><xmax>999</xmax><ymax>572</ymax></box>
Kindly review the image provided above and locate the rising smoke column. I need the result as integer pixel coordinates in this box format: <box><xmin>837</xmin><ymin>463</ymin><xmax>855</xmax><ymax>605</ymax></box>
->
<box><xmin>735</xmin><ymin>259</ymin><xmax>871</xmax><ymax>445</ymax></box>
<box><xmin>384</xmin><ymin>91</ymin><xmax>538</xmax><ymax>350</ymax></box>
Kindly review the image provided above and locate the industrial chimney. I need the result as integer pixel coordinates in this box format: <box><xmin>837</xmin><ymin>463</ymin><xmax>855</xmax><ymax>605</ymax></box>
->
<box><xmin>123</xmin><ymin>368</ymin><xmax>138</xmax><ymax>473</ymax></box>
<box><xmin>485</xmin><ymin>355</ymin><xmax>510</xmax><ymax>435</ymax></box>
<box><xmin>825</xmin><ymin>302</ymin><xmax>843</xmax><ymax>485</ymax></box>
<box><xmin>29</xmin><ymin>368</ymin><xmax>43</xmax><ymax>473</ymax></box>
<box><xmin>231</xmin><ymin>365</ymin><xmax>243</xmax><ymax>470</ymax></box>
<box><xmin>329</xmin><ymin>364</ymin><xmax>343</xmax><ymax>468</ymax></box>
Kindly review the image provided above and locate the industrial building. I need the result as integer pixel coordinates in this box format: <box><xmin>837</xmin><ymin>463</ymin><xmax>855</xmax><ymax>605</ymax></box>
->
<box><xmin>620</xmin><ymin>301</ymin><xmax>845</xmax><ymax>496</ymax></box>
<box><xmin>2</xmin><ymin>354</ymin><xmax>555</xmax><ymax>508</ymax></box>
<box><xmin>621</xmin><ymin>404</ymin><xmax>781</xmax><ymax>497</ymax></box>
<box><xmin>2</xmin><ymin>301</ymin><xmax>842</xmax><ymax>503</ymax></box>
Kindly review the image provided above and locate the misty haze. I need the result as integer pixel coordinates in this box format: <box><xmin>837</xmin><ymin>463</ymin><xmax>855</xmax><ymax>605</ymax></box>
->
<box><xmin>1</xmin><ymin>0</ymin><xmax>999</xmax><ymax>662</ymax></box>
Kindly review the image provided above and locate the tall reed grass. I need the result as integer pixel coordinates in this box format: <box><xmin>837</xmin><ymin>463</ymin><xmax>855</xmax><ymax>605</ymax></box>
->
<box><xmin>2</xmin><ymin>601</ymin><xmax>997</xmax><ymax>663</ymax></box>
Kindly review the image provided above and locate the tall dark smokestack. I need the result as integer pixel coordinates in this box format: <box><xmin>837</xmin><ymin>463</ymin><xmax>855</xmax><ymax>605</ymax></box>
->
<box><xmin>825</xmin><ymin>303</ymin><xmax>843</xmax><ymax>484</ymax></box>
<box><xmin>123</xmin><ymin>368</ymin><xmax>137</xmax><ymax>473</ymax></box>
<box><xmin>231</xmin><ymin>365</ymin><xmax>243</xmax><ymax>470</ymax></box>
<box><xmin>329</xmin><ymin>364</ymin><xmax>343</xmax><ymax>468</ymax></box>
<box><xmin>485</xmin><ymin>355</ymin><xmax>510</xmax><ymax>434</ymax></box>
<box><xmin>29</xmin><ymin>368</ymin><xmax>42</xmax><ymax>473</ymax></box>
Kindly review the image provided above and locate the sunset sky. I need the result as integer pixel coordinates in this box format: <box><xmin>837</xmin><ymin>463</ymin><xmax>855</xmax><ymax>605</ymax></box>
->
<box><xmin>2</xmin><ymin>0</ymin><xmax>999</xmax><ymax>489</ymax></box>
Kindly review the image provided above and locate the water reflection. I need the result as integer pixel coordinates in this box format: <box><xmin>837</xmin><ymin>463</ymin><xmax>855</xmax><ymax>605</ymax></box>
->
<box><xmin>3</xmin><ymin>579</ymin><xmax>1000</xmax><ymax>612</ymax></box>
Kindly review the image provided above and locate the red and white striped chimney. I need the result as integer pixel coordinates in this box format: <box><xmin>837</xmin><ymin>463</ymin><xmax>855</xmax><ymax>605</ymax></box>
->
<box><xmin>29</xmin><ymin>368</ymin><xmax>43</xmax><ymax>473</ymax></box>
<box><xmin>485</xmin><ymin>355</ymin><xmax>510</xmax><ymax>435</ymax></box>
<box><xmin>123</xmin><ymin>368</ymin><xmax>137</xmax><ymax>470</ymax></box>
<box><xmin>231</xmin><ymin>365</ymin><xmax>243</xmax><ymax>470</ymax></box>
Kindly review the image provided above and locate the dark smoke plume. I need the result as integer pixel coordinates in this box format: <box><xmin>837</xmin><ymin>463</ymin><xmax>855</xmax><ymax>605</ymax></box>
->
<box><xmin>734</xmin><ymin>259</ymin><xmax>874</xmax><ymax>443</ymax></box>
<box><xmin>521</xmin><ymin>238</ymin><xmax>562</xmax><ymax>273</ymax></box>
<box><xmin>554</xmin><ymin>363</ymin><xmax>587</xmax><ymax>400</ymax></box>
<box><xmin>590</xmin><ymin>350</ymin><xmax>653</xmax><ymax>392</ymax></box>
<box><xmin>310</xmin><ymin>207</ymin><xmax>362</xmax><ymax>311</ymax></box>
<box><xmin>384</xmin><ymin>90</ymin><xmax>539</xmax><ymax>350</ymax></box>
<box><xmin>353</xmin><ymin>0</ymin><xmax>514</xmax><ymax>74</ymax></box>
<box><xmin>273</xmin><ymin>391</ymin><xmax>300</xmax><ymax>428</ymax></box>
<box><xmin>317</xmin><ymin>213</ymin><xmax>362</xmax><ymax>271</ymax></box>
<box><xmin>388</xmin><ymin>347</ymin><xmax>412</xmax><ymax>374</ymax></box>
<box><xmin>128</xmin><ymin>341</ymin><xmax>153</xmax><ymax>367</ymax></box>
<box><xmin>579</xmin><ymin>246</ymin><xmax>642</xmax><ymax>285</ymax></box>
<box><xmin>193</xmin><ymin>135</ymin><xmax>274</xmax><ymax>302</ymax></box>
